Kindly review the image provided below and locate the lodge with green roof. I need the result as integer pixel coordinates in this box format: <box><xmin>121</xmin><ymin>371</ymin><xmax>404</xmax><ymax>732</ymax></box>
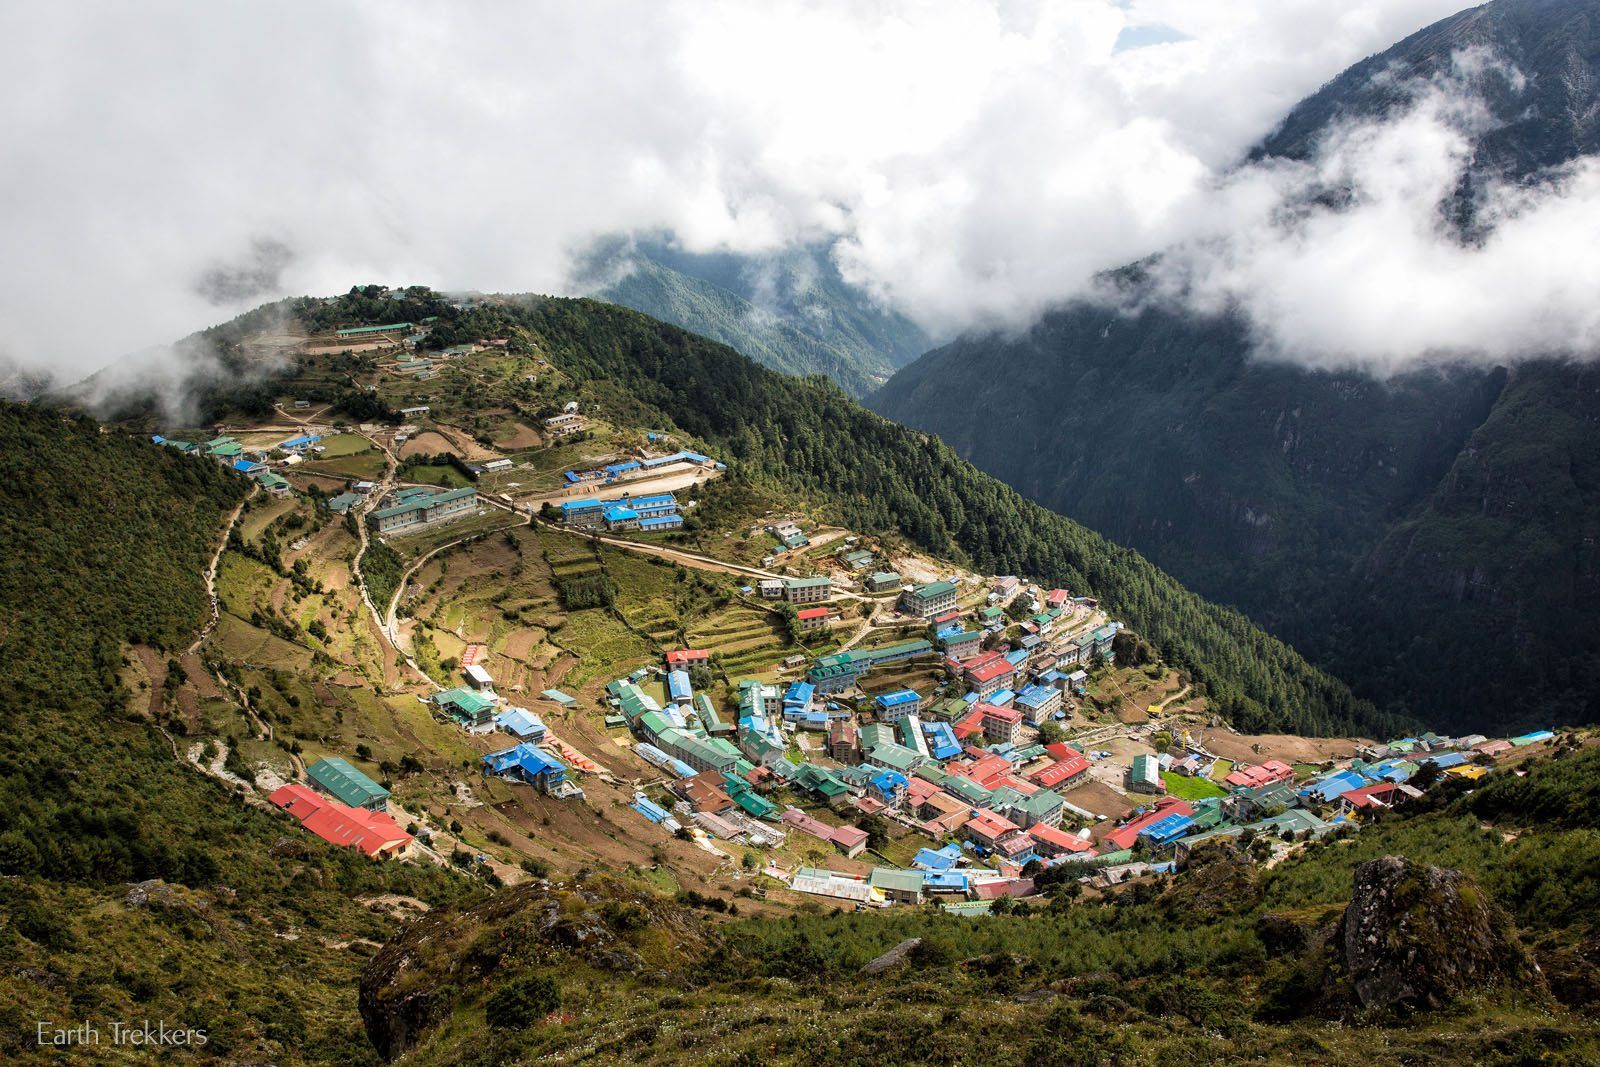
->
<box><xmin>305</xmin><ymin>756</ymin><xmax>389</xmax><ymax>811</ymax></box>
<box><xmin>435</xmin><ymin>685</ymin><xmax>495</xmax><ymax>727</ymax></box>
<box><xmin>899</xmin><ymin>580</ymin><xmax>959</xmax><ymax>619</ymax></box>
<box><xmin>368</xmin><ymin>485</ymin><xmax>479</xmax><ymax>535</ymax></box>
<box><xmin>807</xmin><ymin>639</ymin><xmax>933</xmax><ymax>693</ymax></box>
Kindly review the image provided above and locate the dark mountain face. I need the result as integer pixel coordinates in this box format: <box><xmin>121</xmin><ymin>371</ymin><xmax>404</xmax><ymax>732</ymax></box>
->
<box><xmin>873</xmin><ymin>0</ymin><xmax>1600</xmax><ymax>733</ymax></box>
<box><xmin>1260</xmin><ymin>0</ymin><xmax>1600</xmax><ymax>175</ymax></box>
<box><xmin>572</xmin><ymin>237</ymin><xmax>930</xmax><ymax>397</ymax></box>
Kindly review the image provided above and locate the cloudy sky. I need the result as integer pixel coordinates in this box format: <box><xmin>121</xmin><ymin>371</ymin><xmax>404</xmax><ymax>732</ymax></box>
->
<box><xmin>11</xmin><ymin>0</ymin><xmax>1577</xmax><ymax>382</ymax></box>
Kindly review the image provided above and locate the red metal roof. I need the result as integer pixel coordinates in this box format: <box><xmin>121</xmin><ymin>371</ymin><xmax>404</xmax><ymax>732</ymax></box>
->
<box><xmin>964</xmin><ymin>808</ymin><xmax>1020</xmax><ymax>842</ymax></box>
<box><xmin>1223</xmin><ymin>759</ymin><xmax>1296</xmax><ymax>789</ymax></box>
<box><xmin>297</xmin><ymin>804</ymin><xmax>412</xmax><ymax>858</ymax></box>
<box><xmin>796</xmin><ymin>607</ymin><xmax>831</xmax><ymax>620</ymax></box>
<box><xmin>966</xmin><ymin>659</ymin><xmax>1016</xmax><ymax>684</ymax></box>
<box><xmin>270</xmin><ymin>783</ymin><xmax>326</xmax><ymax>819</ymax></box>
<box><xmin>981</xmin><ymin>703</ymin><xmax>1022</xmax><ymax>724</ymax></box>
<box><xmin>1030</xmin><ymin>759</ymin><xmax>1087</xmax><ymax>789</ymax></box>
<box><xmin>666</xmin><ymin>649</ymin><xmax>709</xmax><ymax>665</ymax></box>
<box><xmin>1028</xmin><ymin>823</ymin><xmax>1093</xmax><ymax>853</ymax></box>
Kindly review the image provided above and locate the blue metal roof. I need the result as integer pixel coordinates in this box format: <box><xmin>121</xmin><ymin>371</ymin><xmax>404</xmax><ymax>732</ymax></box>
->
<box><xmin>875</xmin><ymin>689</ymin><xmax>921</xmax><ymax>708</ymax></box>
<box><xmin>560</xmin><ymin>497</ymin><xmax>604</xmax><ymax>512</ymax></box>
<box><xmin>494</xmin><ymin>708</ymin><xmax>547</xmax><ymax>738</ymax></box>
<box><xmin>1138</xmin><ymin>812</ymin><xmax>1194</xmax><ymax>845</ymax></box>
<box><xmin>668</xmin><ymin>670</ymin><xmax>693</xmax><ymax>700</ymax></box>
<box><xmin>1303</xmin><ymin>770</ymin><xmax>1367</xmax><ymax>802</ymax></box>
<box><xmin>1016</xmin><ymin>685</ymin><xmax>1054</xmax><ymax>708</ymax></box>
<box><xmin>483</xmin><ymin>743</ymin><xmax>566</xmax><ymax>779</ymax></box>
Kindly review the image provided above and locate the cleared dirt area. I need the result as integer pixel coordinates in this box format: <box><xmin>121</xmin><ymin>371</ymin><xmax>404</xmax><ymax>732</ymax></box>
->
<box><xmin>1201</xmin><ymin>731</ymin><xmax>1369</xmax><ymax>765</ymax></box>
<box><xmin>494</xmin><ymin>422</ymin><xmax>542</xmax><ymax>450</ymax></box>
<box><xmin>398</xmin><ymin>430</ymin><xmax>460</xmax><ymax>459</ymax></box>
<box><xmin>1062</xmin><ymin>780</ymin><xmax>1134</xmax><ymax>820</ymax></box>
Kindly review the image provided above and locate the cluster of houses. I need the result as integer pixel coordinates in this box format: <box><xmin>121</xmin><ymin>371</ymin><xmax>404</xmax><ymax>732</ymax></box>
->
<box><xmin>582</xmin><ymin>562</ymin><xmax>1564</xmax><ymax>911</ymax></box>
<box><xmin>561</xmin><ymin>450</ymin><xmax>720</xmax><ymax>487</ymax></box>
<box><xmin>154</xmin><ymin>431</ymin><xmax>329</xmax><ymax>494</ymax></box>
<box><xmin>560</xmin><ymin>492</ymin><xmax>684</xmax><ymax>532</ymax></box>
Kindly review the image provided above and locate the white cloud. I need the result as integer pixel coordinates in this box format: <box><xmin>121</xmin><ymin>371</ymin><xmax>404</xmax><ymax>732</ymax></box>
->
<box><xmin>1147</xmin><ymin>49</ymin><xmax>1600</xmax><ymax>373</ymax></box>
<box><xmin>0</xmin><ymin>0</ymin><xmax>1480</xmax><ymax>382</ymax></box>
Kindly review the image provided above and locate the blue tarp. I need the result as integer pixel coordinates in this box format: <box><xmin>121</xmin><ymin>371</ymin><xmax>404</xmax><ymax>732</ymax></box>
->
<box><xmin>632</xmin><ymin>797</ymin><xmax>671</xmax><ymax>822</ymax></box>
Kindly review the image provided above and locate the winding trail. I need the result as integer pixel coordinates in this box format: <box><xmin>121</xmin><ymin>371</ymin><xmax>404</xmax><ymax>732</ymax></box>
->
<box><xmin>189</xmin><ymin>491</ymin><xmax>254</xmax><ymax>654</ymax></box>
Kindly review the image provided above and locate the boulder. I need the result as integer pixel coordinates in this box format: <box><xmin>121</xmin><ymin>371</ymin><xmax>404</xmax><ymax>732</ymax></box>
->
<box><xmin>860</xmin><ymin>937</ymin><xmax>920</xmax><ymax>975</ymax></box>
<box><xmin>1334</xmin><ymin>855</ymin><xmax>1543</xmax><ymax>1013</ymax></box>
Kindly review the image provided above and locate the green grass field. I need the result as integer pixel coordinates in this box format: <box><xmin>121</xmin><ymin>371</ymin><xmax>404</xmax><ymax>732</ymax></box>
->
<box><xmin>1162</xmin><ymin>773</ymin><xmax>1229</xmax><ymax>801</ymax></box>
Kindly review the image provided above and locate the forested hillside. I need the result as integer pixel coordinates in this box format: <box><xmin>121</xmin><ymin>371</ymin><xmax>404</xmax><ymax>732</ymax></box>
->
<box><xmin>0</xmin><ymin>402</ymin><xmax>464</xmax><ymax>1064</ymax></box>
<box><xmin>873</xmin><ymin>0</ymin><xmax>1600</xmax><ymax>734</ymax></box>
<box><xmin>573</xmin><ymin>238</ymin><xmax>930</xmax><ymax>397</ymax></box>
<box><xmin>393</xmin><ymin>294</ymin><xmax>1404</xmax><ymax>740</ymax></box>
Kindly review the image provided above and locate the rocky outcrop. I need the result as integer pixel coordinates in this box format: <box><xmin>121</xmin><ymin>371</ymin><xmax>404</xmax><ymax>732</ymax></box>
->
<box><xmin>358</xmin><ymin>876</ymin><xmax>720</xmax><ymax>1061</ymax></box>
<box><xmin>1333</xmin><ymin>855</ymin><xmax>1543</xmax><ymax>1013</ymax></box>
<box><xmin>860</xmin><ymin>937</ymin><xmax>921</xmax><ymax>976</ymax></box>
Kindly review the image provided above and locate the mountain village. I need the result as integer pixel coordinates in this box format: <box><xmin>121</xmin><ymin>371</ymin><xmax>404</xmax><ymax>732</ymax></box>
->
<box><xmin>146</xmin><ymin>328</ymin><xmax>1559</xmax><ymax>916</ymax></box>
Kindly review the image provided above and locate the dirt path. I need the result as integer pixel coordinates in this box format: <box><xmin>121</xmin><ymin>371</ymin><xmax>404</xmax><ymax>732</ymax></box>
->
<box><xmin>189</xmin><ymin>492</ymin><xmax>253</xmax><ymax>654</ymax></box>
<box><xmin>541</xmin><ymin>520</ymin><xmax>870</xmax><ymax>602</ymax></box>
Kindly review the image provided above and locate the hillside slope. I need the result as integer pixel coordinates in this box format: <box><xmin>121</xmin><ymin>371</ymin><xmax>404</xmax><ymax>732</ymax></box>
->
<box><xmin>573</xmin><ymin>238</ymin><xmax>930</xmax><ymax>397</ymax></box>
<box><xmin>0</xmin><ymin>401</ymin><xmax>466</xmax><ymax>1065</ymax></box>
<box><xmin>873</xmin><ymin>0</ymin><xmax>1600</xmax><ymax>733</ymax></box>
<box><xmin>377</xmin><ymin>293</ymin><xmax>1404</xmax><ymax>739</ymax></box>
<box><xmin>365</xmin><ymin>743</ymin><xmax>1600</xmax><ymax>1065</ymax></box>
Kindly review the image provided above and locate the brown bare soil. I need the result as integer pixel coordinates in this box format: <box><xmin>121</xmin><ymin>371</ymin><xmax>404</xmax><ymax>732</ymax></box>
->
<box><xmin>1202</xmin><ymin>731</ymin><xmax>1369</xmax><ymax>765</ymax></box>
<box><xmin>1062</xmin><ymin>780</ymin><xmax>1135</xmax><ymax>820</ymax></box>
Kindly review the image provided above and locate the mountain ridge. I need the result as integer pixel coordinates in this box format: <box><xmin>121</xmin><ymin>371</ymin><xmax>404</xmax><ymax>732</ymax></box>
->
<box><xmin>872</xmin><ymin>0</ymin><xmax>1600</xmax><ymax>733</ymax></box>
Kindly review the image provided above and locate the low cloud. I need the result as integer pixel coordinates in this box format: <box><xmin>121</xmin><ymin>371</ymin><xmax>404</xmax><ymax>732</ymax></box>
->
<box><xmin>0</xmin><ymin>0</ymin><xmax>1510</xmax><ymax>384</ymax></box>
<box><xmin>1143</xmin><ymin>48</ymin><xmax>1600</xmax><ymax>374</ymax></box>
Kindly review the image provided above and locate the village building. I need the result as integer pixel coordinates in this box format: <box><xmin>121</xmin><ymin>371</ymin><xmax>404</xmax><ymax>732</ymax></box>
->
<box><xmin>369</xmin><ymin>485</ymin><xmax>478</xmax><ymax>535</ymax></box>
<box><xmin>869</xmin><ymin>867</ymin><xmax>925</xmax><ymax>905</ymax></box>
<box><xmin>1129</xmin><ymin>753</ymin><xmax>1164</xmax><ymax>793</ymax></box>
<box><xmin>874</xmin><ymin>688</ymin><xmax>922</xmax><ymax>723</ymax></box>
<box><xmin>269</xmin><ymin>784</ymin><xmax>413</xmax><ymax>859</ymax></box>
<box><xmin>963</xmin><ymin>653</ymin><xmax>1016</xmax><ymax>698</ymax></box>
<box><xmin>865</xmin><ymin>570</ymin><xmax>903</xmax><ymax>593</ymax></box>
<box><xmin>306</xmin><ymin>757</ymin><xmax>389</xmax><ymax>811</ymax></box>
<box><xmin>900</xmin><ymin>580</ymin><xmax>959</xmax><ymax>619</ymax></box>
<box><xmin>782</xmin><ymin>576</ymin><xmax>832</xmax><ymax>604</ymax></box>
<box><xmin>981</xmin><ymin>703</ymin><xmax>1023</xmax><ymax>746</ymax></box>
<box><xmin>807</xmin><ymin>640</ymin><xmax>933</xmax><ymax>693</ymax></box>
<box><xmin>435</xmin><ymin>685</ymin><xmax>497</xmax><ymax>728</ymax></box>
<box><xmin>796</xmin><ymin>606</ymin><xmax>832</xmax><ymax>631</ymax></box>
<box><xmin>544</xmin><ymin>411</ymin><xmax>585</xmax><ymax>436</ymax></box>
<box><xmin>483</xmin><ymin>744</ymin><xmax>572</xmax><ymax>795</ymax></box>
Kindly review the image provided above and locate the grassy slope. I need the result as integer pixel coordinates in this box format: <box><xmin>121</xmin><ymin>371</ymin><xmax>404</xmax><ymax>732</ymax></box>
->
<box><xmin>0</xmin><ymin>402</ymin><xmax>468</xmax><ymax>1065</ymax></box>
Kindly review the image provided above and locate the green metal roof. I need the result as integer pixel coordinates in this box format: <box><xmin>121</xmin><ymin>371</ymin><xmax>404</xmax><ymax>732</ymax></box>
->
<box><xmin>306</xmin><ymin>757</ymin><xmax>388</xmax><ymax>807</ymax></box>
<box><xmin>336</xmin><ymin>321</ymin><xmax>413</xmax><ymax>336</ymax></box>
<box><xmin>909</xmin><ymin>580</ymin><xmax>958</xmax><ymax>601</ymax></box>
<box><xmin>869</xmin><ymin>867</ymin><xmax>925</xmax><ymax>892</ymax></box>
<box><xmin>784</xmin><ymin>576</ymin><xmax>831</xmax><ymax>589</ymax></box>
<box><xmin>371</xmin><ymin>485</ymin><xmax>477</xmax><ymax>521</ymax></box>
<box><xmin>436</xmin><ymin>686</ymin><xmax>494</xmax><ymax>715</ymax></box>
